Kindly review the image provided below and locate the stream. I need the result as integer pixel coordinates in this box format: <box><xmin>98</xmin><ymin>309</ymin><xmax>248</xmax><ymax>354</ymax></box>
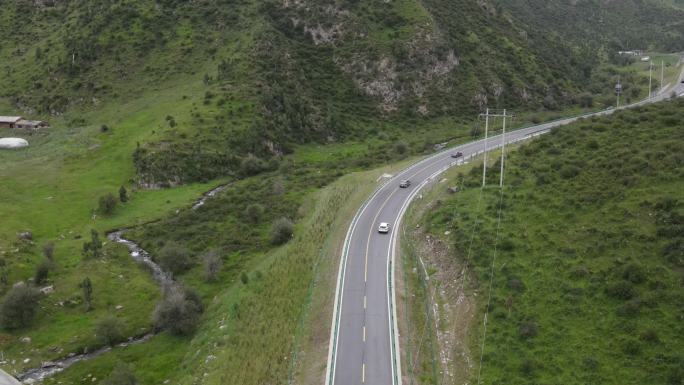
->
<box><xmin>14</xmin><ymin>184</ymin><xmax>228</xmax><ymax>383</ymax></box>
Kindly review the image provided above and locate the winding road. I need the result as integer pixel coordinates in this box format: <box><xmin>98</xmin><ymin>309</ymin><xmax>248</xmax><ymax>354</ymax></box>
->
<box><xmin>325</xmin><ymin>70</ymin><xmax>684</xmax><ymax>385</ymax></box>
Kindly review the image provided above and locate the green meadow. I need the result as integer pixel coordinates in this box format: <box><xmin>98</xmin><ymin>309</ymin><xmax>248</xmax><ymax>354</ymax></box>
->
<box><xmin>416</xmin><ymin>99</ymin><xmax>684</xmax><ymax>384</ymax></box>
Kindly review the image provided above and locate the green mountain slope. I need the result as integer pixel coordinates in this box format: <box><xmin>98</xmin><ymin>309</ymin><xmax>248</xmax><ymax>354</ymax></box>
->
<box><xmin>0</xmin><ymin>1</ymin><xmax>682</xmax><ymax>384</ymax></box>
<box><xmin>2</xmin><ymin>0</ymin><xmax>682</xmax><ymax>185</ymax></box>
<box><xmin>421</xmin><ymin>98</ymin><xmax>684</xmax><ymax>384</ymax></box>
<box><xmin>496</xmin><ymin>0</ymin><xmax>684</xmax><ymax>51</ymax></box>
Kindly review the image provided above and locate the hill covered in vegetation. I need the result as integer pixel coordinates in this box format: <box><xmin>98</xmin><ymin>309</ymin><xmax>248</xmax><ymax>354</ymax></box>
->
<box><xmin>1</xmin><ymin>0</ymin><xmax>682</xmax><ymax>185</ymax></box>
<box><xmin>0</xmin><ymin>1</ymin><xmax>682</xmax><ymax>384</ymax></box>
<box><xmin>420</xmin><ymin>98</ymin><xmax>684</xmax><ymax>384</ymax></box>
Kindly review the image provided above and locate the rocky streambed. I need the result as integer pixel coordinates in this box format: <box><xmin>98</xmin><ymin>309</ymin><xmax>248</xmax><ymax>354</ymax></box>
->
<box><xmin>14</xmin><ymin>183</ymin><xmax>229</xmax><ymax>383</ymax></box>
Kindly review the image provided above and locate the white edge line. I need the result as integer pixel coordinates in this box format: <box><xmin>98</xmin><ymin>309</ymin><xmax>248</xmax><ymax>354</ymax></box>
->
<box><xmin>325</xmin><ymin>154</ymin><xmax>448</xmax><ymax>384</ymax></box>
<box><xmin>325</xmin><ymin>98</ymin><xmax>661</xmax><ymax>385</ymax></box>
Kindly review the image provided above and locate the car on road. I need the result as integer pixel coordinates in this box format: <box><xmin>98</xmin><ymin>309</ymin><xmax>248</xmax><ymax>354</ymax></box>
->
<box><xmin>450</xmin><ymin>151</ymin><xmax>463</xmax><ymax>158</ymax></box>
<box><xmin>378</xmin><ymin>222</ymin><xmax>390</xmax><ymax>233</ymax></box>
<box><xmin>399</xmin><ymin>179</ymin><xmax>411</xmax><ymax>188</ymax></box>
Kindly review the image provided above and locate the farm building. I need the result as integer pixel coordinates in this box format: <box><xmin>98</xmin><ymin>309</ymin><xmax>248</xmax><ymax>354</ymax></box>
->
<box><xmin>0</xmin><ymin>116</ymin><xmax>48</xmax><ymax>130</ymax></box>
<box><xmin>16</xmin><ymin>119</ymin><xmax>49</xmax><ymax>130</ymax></box>
<box><xmin>0</xmin><ymin>116</ymin><xmax>22</xmax><ymax>129</ymax></box>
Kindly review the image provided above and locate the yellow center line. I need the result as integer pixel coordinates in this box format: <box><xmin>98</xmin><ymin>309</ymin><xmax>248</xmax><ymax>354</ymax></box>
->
<box><xmin>357</xmin><ymin>154</ymin><xmax>451</xmax><ymax>385</ymax></box>
<box><xmin>365</xmin><ymin>189</ymin><xmax>397</xmax><ymax>282</ymax></box>
<box><xmin>363</xmin><ymin>156</ymin><xmax>449</xmax><ymax>282</ymax></box>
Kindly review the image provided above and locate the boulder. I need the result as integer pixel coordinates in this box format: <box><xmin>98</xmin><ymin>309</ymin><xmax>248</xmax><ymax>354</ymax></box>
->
<box><xmin>40</xmin><ymin>286</ymin><xmax>54</xmax><ymax>295</ymax></box>
<box><xmin>0</xmin><ymin>138</ymin><xmax>29</xmax><ymax>149</ymax></box>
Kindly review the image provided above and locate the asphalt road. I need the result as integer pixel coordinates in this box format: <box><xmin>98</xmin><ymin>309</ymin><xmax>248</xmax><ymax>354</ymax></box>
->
<box><xmin>326</xmin><ymin>68</ymin><xmax>684</xmax><ymax>385</ymax></box>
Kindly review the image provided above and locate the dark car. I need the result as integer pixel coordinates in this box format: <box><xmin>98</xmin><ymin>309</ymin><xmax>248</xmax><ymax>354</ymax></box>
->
<box><xmin>450</xmin><ymin>151</ymin><xmax>463</xmax><ymax>158</ymax></box>
<box><xmin>399</xmin><ymin>179</ymin><xmax>411</xmax><ymax>188</ymax></box>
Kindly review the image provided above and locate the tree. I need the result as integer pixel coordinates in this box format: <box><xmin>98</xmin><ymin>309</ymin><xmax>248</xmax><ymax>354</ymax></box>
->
<box><xmin>203</xmin><ymin>251</ymin><xmax>222</xmax><ymax>282</ymax></box>
<box><xmin>83</xmin><ymin>229</ymin><xmax>102</xmax><ymax>259</ymax></box>
<box><xmin>393</xmin><ymin>141</ymin><xmax>409</xmax><ymax>157</ymax></box>
<box><xmin>99</xmin><ymin>193</ymin><xmax>117</xmax><ymax>215</ymax></box>
<box><xmin>119</xmin><ymin>186</ymin><xmax>128</xmax><ymax>203</ymax></box>
<box><xmin>518</xmin><ymin>321</ymin><xmax>539</xmax><ymax>339</ymax></box>
<box><xmin>152</xmin><ymin>285</ymin><xmax>203</xmax><ymax>335</ymax></box>
<box><xmin>271</xmin><ymin>217</ymin><xmax>294</xmax><ymax>245</ymax></box>
<box><xmin>158</xmin><ymin>243</ymin><xmax>193</xmax><ymax>275</ymax></box>
<box><xmin>101</xmin><ymin>363</ymin><xmax>138</xmax><ymax>385</ymax></box>
<box><xmin>0</xmin><ymin>283</ymin><xmax>41</xmax><ymax>329</ymax></box>
<box><xmin>81</xmin><ymin>277</ymin><xmax>93</xmax><ymax>311</ymax></box>
<box><xmin>243</xmin><ymin>203</ymin><xmax>264</xmax><ymax>224</ymax></box>
<box><xmin>42</xmin><ymin>241</ymin><xmax>55</xmax><ymax>261</ymax></box>
<box><xmin>239</xmin><ymin>154</ymin><xmax>265</xmax><ymax>177</ymax></box>
<box><xmin>34</xmin><ymin>260</ymin><xmax>51</xmax><ymax>285</ymax></box>
<box><xmin>95</xmin><ymin>315</ymin><xmax>124</xmax><ymax>346</ymax></box>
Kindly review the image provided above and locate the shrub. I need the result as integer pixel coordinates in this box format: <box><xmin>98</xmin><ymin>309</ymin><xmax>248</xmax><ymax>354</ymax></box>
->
<box><xmin>95</xmin><ymin>315</ymin><xmax>125</xmax><ymax>346</ymax></box>
<box><xmin>639</xmin><ymin>329</ymin><xmax>660</xmax><ymax>344</ymax></box>
<box><xmin>81</xmin><ymin>277</ymin><xmax>93</xmax><ymax>311</ymax></box>
<box><xmin>239</xmin><ymin>154</ymin><xmax>265</xmax><ymax>177</ymax></box>
<box><xmin>616</xmin><ymin>299</ymin><xmax>641</xmax><ymax>317</ymax></box>
<box><xmin>203</xmin><ymin>251</ymin><xmax>222</xmax><ymax>282</ymax></box>
<box><xmin>98</xmin><ymin>193</ymin><xmax>118</xmax><ymax>215</ymax></box>
<box><xmin>42</xmin><ymin>241</ymin><xmax>55</xmax><ymax>261</ymax></box>
<box><xmin>507</xmin><ymin>277</ymin><xmax>525</xmax><ymax>292</ymax></box>
<box><xmin>500</xmin><ymin>239</ymin><xmax>514</xmax><ymax>251</ymax></box>
<box><xmin>34</xmin><ymin>259</ymin><xmax>51</xmax><ymax>284</ymax></box>
<box><xmin>622</xmin><ymin>263</ymin><xmax>646</xmax><ymax>284</ymax></box>
<box><xmin>153</xmin><ymin>285</ymin><xmax>203</xmax><ymax>336</ymax></box>
<box><xmin>0</xmin><ymin>283</ymin><xmax>41</xmax><ymax>329</ymax></box>
<box><xmin>559</xmin><ymin>165</ymin><xmax>581</xmax><ymax>179</ymax></box>
<box><xmin>119</xmin><ymin>186</ymin><xmax>128</xmax><ymax>203</ymax></box>
<box><xmin>158</xmin><ymin>243</ymin><xmax>193</xmax><ymax>275</ymax></box>
<box><xmin>83</xmin><ymin>229</ymin><xmax>102</xmax><ymax>259</ymax></box>
<box><xmin>101</xmin><ymin>363</ymin><xmax>138</xmax><ymax>385</ymax></box>
<box><xmin>393</xmin><ymin>141</ymin><xmax>409</xmax><ymax>157</ymax></box>
<box><xmin>243</xmin><ymin>203</ymin><xmax>264</xmax><ymax>224</ymax></box>
<box><xmin>605</xmin><ymin>280</ymin><xmax>635</xmax><ymax>300</ymax></box>
<box><xmin>520</xmin><ymin>359</ymin><xmax>535</xmax><ymax>377</ymax></box>
<box><xmin>518</xmin><ymin>321</ymin><xmax>538</xmax><ymax>339</ymax></box>
<box><xmin>622</xmin><ymin>339</ymin><xmax>641</xmax><ymax>355</ymax></box>
<box><xmin>272</xmin><ymin>179</ymin><xmax>285</xmax><ymax>195</ymax></box>
<box><xmin>271</xmin><ymin>217</ymin><xmax>294</xmax><ymax>245</ymax></box>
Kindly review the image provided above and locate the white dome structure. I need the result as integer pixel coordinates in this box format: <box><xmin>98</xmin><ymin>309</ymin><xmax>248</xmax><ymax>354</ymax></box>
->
<box><xmin>0</xmin><ymin>138</ymin><xmax>29</xmax><ymax>149</ymax></box>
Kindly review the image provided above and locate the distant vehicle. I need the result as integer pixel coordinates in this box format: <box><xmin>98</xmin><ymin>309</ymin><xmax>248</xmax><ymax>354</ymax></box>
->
<box><xmin>680</xmin><ymin>79</ymin><xmax>684</xmax><ymax>83</ymax></box>
<box><xmin>450</xmin><ymin>151</ymin><xmax>463</xmax><ymax>158</ymax></box>
<box><xmin>378</xmin><ymin>222</ymin><xmax>390</xmax><ymax>234</ymax></box>
<box><xmin>399</xmin><ymin>179</ymin><xmax>411</xmax><ymax>188</ymax></box>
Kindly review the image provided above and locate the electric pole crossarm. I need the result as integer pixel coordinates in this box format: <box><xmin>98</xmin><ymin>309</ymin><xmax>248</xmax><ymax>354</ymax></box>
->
<box><xmin>477</xmin><ymin>109</ymin><xmax>514</xmax><ymax>188</ymax></box>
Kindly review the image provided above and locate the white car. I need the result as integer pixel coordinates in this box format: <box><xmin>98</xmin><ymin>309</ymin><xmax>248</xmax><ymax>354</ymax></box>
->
<box><xmin>378</xmin><ymin>222</ymin><xmax>390</xmax><ymax>233</ymax></box>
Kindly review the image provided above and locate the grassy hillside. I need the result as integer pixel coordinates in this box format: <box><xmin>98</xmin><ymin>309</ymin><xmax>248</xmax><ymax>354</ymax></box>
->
<box><xmin>419</xmin><ymin>99</ymin><xmax>684</xmax><ymax>384</ymax></box>
<box><xmin>0</xmin><ymin>0</ymin><xmax>682</xmax><ymax>383</ymax></box>
<box><xmin>2</xmin><ymin>0</ymin><xmax>681</xmax><ymax>185</ymax></box>
<box><xmin>496</xmin><ymin>0</ymin><xmax>684</xmax><ymax>52</ymax></box>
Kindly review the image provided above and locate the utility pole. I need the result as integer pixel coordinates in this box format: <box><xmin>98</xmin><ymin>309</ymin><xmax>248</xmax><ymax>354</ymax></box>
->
<box><xmin>615</xmin><ymin>76</ymin><xmax>622</xmax><ymax>108</ymax></box>
<box><xmin>660</xmin><ymin>60</ymin><xmax>665</xmax><ymax>93</ymax></box>
<box><xmin>482</xmin><ymin>108</ymin><xmax>489</xmax><ymax>188</ymax></box>
<box><xmin>649</xmin><ymin>61</ymin><xmax>653</xmax><ymax>99</ymax></box>
<box><xmin>479</xmin><ymin>109</ymin><xmax>514</xmax><ymax>188</ymax></box>
<box><xmin>500</xmin><ymin>109</ymin><xmax>507</xmax><ymax>188</ymax></box>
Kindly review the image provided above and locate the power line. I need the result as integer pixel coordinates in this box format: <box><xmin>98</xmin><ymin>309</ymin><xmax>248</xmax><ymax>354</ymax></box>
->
<box><xmin>475</xmin><ymin>108</ymin><xmax>512</xmax><ymax>384</ymax></box>
<box><xmin>478</xmin><ymin>109</ymin><xmax>514</xmax><ymax>187</ymax></box>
